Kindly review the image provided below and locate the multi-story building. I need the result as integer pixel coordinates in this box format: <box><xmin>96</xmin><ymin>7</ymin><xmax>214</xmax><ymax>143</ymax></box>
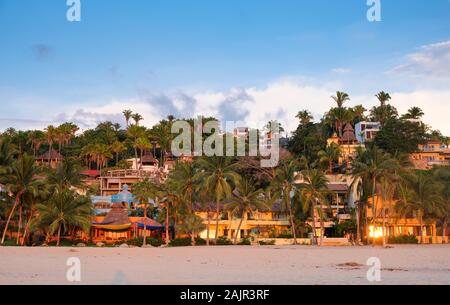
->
<box><xmin>355</xmin><ymin>121</ymin><xmax>381</xmax><ymax>144</ymax></box>
<box><xmin>410</xmin><ymin>140</ymin><xmax>450</xmax><ymax>169</ymax></box>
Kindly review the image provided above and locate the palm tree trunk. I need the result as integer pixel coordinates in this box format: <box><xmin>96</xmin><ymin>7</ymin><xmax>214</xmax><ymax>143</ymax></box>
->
<box><xmin>56</xmin><ymin>224</ymin><xmax>62</xmax><ymax>247</ymax></box>
<box><xmin>143</xmin><ymin>203</ymin><xmax>148</xmax><ymax>246</ymax></box>
<box><xmin>206</xmin><ymin>210</ymin><xmax>211</xmax><ymax>246</ymax></box>
<box><xmin>234</xmin><ymin>215</ymin><xmax>245</xmax><ymax>245</ymax></box>
<box><xmin>16</xmin><ymin>206</ymin><xmax>23</xmax><ymax>245</ymax></box>
<box><xmin>287</xmin><ymin>197</ymin><xmax>297</xmax><ymax>245</ymax></box>
<box><xmin>134</xmin><ymin>148</ymin><xmax>139</xmax><ymax>170</ymax></box>
<box><xmin>165</xmin><ymin>205</ymin><xmax>170</xmax><ymax>245</ymax></box>
<box><xmin>214</xmin><ymin>200</ymin><xmax>220</xmax><ymax>243</ymax></box>
<box><xmin>382</xmin><ymin>198</ymin><xmax>386</xmax><ymax>247</ymax></box>
<box><xmin>442</xmin><ymin>219</ymin><xmax>447</xmax><ymax>243</ymax></box>
<box><xmin>311</xmin><ymin>201</ymin><xmax>317</xmax><ymax>246</ymax></box>
<box><xmin>356</xmin><ymin>203</ymin><xmax>361</xmax><ymax>245</ymax></box>
<box><xmin>191</xmin><ymin>233</ymin><xmax>196</xmax><ymax>246</ymax></box>
<box><xmin>21</xmin><ymin>212</ymin><xmax>33</xmax><ymax>246</ymax></box>
<box><xmin>319</xmin><ymin>205</ymin><xmax>324</xmax><ymax>247</ymax></box>
<box><xmin>116</xmin><ymin>152</ymin><xmax>119</xmax><ymax>166</ymax></box>
<box><xmin>1</xmin><ymin>192</ymin><xmax>23</xmax><ymax>244</ymax></box>
<box><xmin>419</xmin><ymin>211</ymin><xmax>424</xmax><ymax>244</ymax></box>
<box><xmin>371</xmin><ymin>177</ymin><xmax>376</xmax><ymax>247</ymax></box>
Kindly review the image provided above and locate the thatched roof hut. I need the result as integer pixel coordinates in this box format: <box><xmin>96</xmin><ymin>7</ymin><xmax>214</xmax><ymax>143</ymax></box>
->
<box><xmin>92</xmin><ymin>202</ymin><xmax>131</xmax><ymax>230</ymax></box>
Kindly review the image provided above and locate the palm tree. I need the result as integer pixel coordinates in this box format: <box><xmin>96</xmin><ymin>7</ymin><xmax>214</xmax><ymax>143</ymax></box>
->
<box><xmin>296</xmin><ymin>110</ymin><xmax>313</xmax><ymax>126</ymax></box>
<box><xmin>126</xmin><ymin>125</ymin><xmax>145</xmax><ymax>170</ymax></box>
<box><xmin>402</xmin><ymin>107</ymin><xmax>425</xmax><ymax>120</ymax></box>
<box><xmin>195</xmin><ymin>156</ymin><xmax>240</xmax><ymax>243</ymax></box>
<box><xmin>44</xmin><ymin>125</ymin><xmax>56</xmax><ymax>166</ymax></box>
<box><xmin>110</xmin><ymin>141</ymin><xmax>126</xmax><ymax>166</ymax></box>
<box><xmin>123</xmin><ymin>110</ymin><xmax>133</xmax><ymax>127</ymax></box>
<box><xmin>299</xmin><ymin>168</ymin><xmax>329</xmax><ymax>246</ymax></box>
<box><xmin>35</xmin><ymin>187</ymin><xmax>92</xmax><ymax>246</ymax></box>
<box><xmin>46</xmin><ymin>158</ymin><xmax>82</xmax><ymax>189</ymax></box>
<box><xmin>132</xmin><ymin>113</ymin><xmax>144</xmax><ymax>126</ymax></box>
<box><xmin>397</xmin><ymin>172</ymin><xmax>443</xmax><ymax>243</ymax></box>
<box><xmin>270</xmin><ymin>159</ymin><xmax>303</xmax><ymax>244</ymax></box>
<box><xmin>168</xmin><ymin>162</ymin><xmax>197</xmax><ymax>213</ymax></box>
<box><xmin>134</xmin><ymin>137</ymin><xmax>151</xmax><ymax>169</ymax></box>
<box><xmin>318</xmin><ymin>143</ymin><xmax>341</xmax><ymax>174</ymax></box>
<box><xmin>432</xmin><ymin>167</ymin><xmax>450</xmax><ymax>241</ymax></box>
<box><xmin>93</xmin><ymin>143</ymin><xmax>112</xmax><ymax>171</ymax></box>
<box><xmin>351</xmin><ymin>105</ymin><xmax>367</xmax><ymax>123</ymax></box>
<box><xmin>351</xmin><ymin>146</ymin><xmax>393</xmax><ymax>245</ymax></box>
<box><xmin>0</xmin><ymin>154</ymin><xmax>41</xmax><ymax>244</ymax></box>
<box><xmin>178</xmin><ymin>214</ymin><xmax>205</xmax><ymax>246</ymax></box>
<box><xmin>375</xmin><ymin>91</ymin><xmax>391</xmax><ymax>107</ymax></box>
<box><xmin>0</xmin><ymin>138</ymin><xmax>16</xmax><ymax>175</ymax></box>
<box><xmin>133</xmin><ymin>178</ymin><xmax>157</xmax><ymax>246</ymax></box>
<box><xmin>331</xmin><ymin>91</ymin><xmax>350</xmax><ymax>108</ymax></box>
<box><xmin>226</xmin><ymin>178</ymin><xmax>266</xmax><ymax>244</ymax></box>
<box><xmin>28</xmin><ymin>130</ymin><xmax>45</xmax><ymax>157</ymax></box>
<box><xmin>326</xmin><ymin>107</ymin><xmax>354</xmax><ymax>137</ymax></box>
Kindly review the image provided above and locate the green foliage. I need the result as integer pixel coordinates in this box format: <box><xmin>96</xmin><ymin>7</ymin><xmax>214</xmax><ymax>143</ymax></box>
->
<box><xmin>259</xmin><ymin>239</ymin><xmax>276</xmax><ymax>245</ymax></box>
<box><xmin>169</xmin><ymin>237</ymin><xmax>206</xmax><ymax>247</ymax></box>
<box><xmin>238</xmin><ymin>238</ymin><xmax>251</xmax><ymax>245</ymax></box>
<box><xmin>124</xmin><ymin>237</ymin><xmax>163</xmax><ymax>247</ymax></box>
<box><xmin>387</xmin><ymin>234</ymin><xmax>419</xmax><ymax>244</ymax></box>
<box><xmin>216</xmin><ymin>237</ymin><xmax>233</xmax><ymax>245</ymax></box>
<box><xmin>373</xmin><ymin>118</ymin><xmax>428</xmax><ymax>155</ymax></box>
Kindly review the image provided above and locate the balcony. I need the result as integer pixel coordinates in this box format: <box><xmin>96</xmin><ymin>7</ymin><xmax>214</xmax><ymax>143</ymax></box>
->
<box><xmin>102</xmin><ymin>169</ymin><xmax>159</xmax><ymax>178</ymax></box>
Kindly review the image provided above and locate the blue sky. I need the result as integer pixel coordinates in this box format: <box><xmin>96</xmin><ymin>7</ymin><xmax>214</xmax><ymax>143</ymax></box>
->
<box><xmin>1</xmin><ymin>0</ymin><xmax>450</xmax><ymax>134</ymax></box>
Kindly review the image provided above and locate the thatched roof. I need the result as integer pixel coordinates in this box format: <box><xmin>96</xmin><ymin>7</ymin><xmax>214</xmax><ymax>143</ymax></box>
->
<box><xmin>96</xmin><ymin>202</ymin><xmax>130</xmax><ymax>225</ymax></box>
<box><xmin>340</xmin><ymin>123</ymin><xmax>358</xmax><ymax>144</ymax></box>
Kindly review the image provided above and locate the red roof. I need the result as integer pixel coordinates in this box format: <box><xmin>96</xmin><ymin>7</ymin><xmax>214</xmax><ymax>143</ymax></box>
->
<box><xmin>81</xmin><ymin>169</ymin><xmax>101</xmax><ymax>177</ymax></box>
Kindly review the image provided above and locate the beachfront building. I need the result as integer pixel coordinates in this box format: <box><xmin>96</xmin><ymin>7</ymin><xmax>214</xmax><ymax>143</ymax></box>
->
<box><xmin>90</xmin><ymin>202</ymin><xmax>165</xmax><ymax>243</ymax></box>
<box><xmin>98</xmin><ymin>155</ymin><xmax>164</xmax><ymax>196</ymax></box>
<box><xmin>410</xmin><ymin>140</ymin><xmax>450</xmax><ymax>169</ymax></box>
<box><xmin>355</xmin><ymin>121</ymin><xmax>381</xmax><ymax>144</ymax></box>
<box><xmin>194</xmin><ymin>202</ymin><xmax>291</xmax><ymax>240</ymax></box>
<box><xmin>366</xmin><ymin>195</ymin><xmax>441</xmax><ymax>244</ymax></box>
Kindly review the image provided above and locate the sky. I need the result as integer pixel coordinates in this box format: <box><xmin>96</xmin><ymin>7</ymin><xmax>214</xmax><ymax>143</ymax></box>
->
<box><xmin>0</xmin><ymin>0</ymin><xmax>450</xmax><ymax>134</ymax></box>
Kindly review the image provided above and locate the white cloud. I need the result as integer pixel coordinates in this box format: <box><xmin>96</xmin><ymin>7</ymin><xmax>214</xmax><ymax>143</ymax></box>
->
<box><xmin>2</xmin><ymin>80</ymin><xmax>449</xmax><ymax>137</ymax></box>
<box><xmin>331</xmin><ymin>68</ymin><xmax>352</xmax><ymax>74</ymax></box>
<box><xmin>388</xmin><ymin>40</ymin><xmax>450</xmax><ymax>78</ymax></box>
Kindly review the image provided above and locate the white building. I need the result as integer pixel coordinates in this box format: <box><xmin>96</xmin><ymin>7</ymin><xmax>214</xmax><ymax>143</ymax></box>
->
<box><xmin>355</xmin><ymin>121</ymin><xmax>381</xmax><ymax>143</ymax></box>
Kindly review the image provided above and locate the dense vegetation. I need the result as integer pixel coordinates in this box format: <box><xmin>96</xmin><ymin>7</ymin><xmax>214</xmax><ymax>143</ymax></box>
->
<box><xmin>0</xmin><ymin>92</ymin><xmax>449</xmax><ymax>247</ymax></box>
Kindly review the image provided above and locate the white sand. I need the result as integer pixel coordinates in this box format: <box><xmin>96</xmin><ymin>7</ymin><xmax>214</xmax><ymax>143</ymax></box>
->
<box><xmin>0</xmin><ymin>245</ymin><xmax>449</xmax><ymax>285</ymax></box>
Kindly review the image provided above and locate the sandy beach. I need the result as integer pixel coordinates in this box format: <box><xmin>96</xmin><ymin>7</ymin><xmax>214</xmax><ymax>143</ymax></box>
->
<box><xmin>0</xmin><ymin>245</ymin><xmax>449</xmax><ymax>285</ymax></box>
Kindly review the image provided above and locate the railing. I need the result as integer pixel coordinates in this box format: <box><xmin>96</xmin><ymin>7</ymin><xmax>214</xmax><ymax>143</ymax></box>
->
<box><xmin>102</xmin><ymin>169</ymin><xmax>159</xmax><ymax>178</ymax></box>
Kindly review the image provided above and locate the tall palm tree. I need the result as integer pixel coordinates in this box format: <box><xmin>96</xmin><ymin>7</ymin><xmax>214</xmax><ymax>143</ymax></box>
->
<box><xmin>226</xmin><ymin>178</ymin><xmax>266</xmax><ymax>244</ymax></box>
<box><xmin>178</xmin><ymin>214</ymin><xmax>205</xmax><ymax>246</ymax></box>
<box><xmin>195</xmin><ymin>156</ymin><xmax>240</xmax><ymax>243</ymax></box>
<box><xmin>0</xmin><ymin>154</ymin><xmax>41</xmax><ymax>244</ymax></box>
<box><xmin>132</xmin><ymin>113</ymin><xmax>144</xmax><ymax>126</ymax></box>
<box><xmin>134</xmin><ymin>137</ymin><xmax>151</xmax><ymax>168</ymax></box>
<box><xmin>296</xmin><ymin>110</ymin><xmax>313</xmax><ymax>126</ymax></box>
<box><xmin>397</xmin><ymin>172</ymin><xmax>443</xmax><ymax>243</ymax></box>
<box><xmin>374</xmin><ymin>91</ymin><xmax>393</xmax><ymax>125</ymax></box>
<box><xmin>270</xmin><ymin>159</ymin><xmax>303</xmax><ymax>244</ymax></box>
<box><xmin>299</xmin><ymin>168</ymin><xmax>329</xmax><ymax>246</ymax></box>
<box><xmin>28</xmin><ymin>130</ymin><xmax>45</xmax><ymax>157</ymax></box>
<box><xmin>110</xmin><ymin>141</ymin><xmax>126</xmax><ymax>166</ymax></box>
<box><xmin>133</xmin><ymin>178</ymin><xmax>157</xmax><ymax>246</ymax></box>
<box><xmin>375</xmin><ymin>91</ymin><xmax>391</xmax><ymax>108</ymax></box>
<box><xmin>331</xmin><ymin>91</ymin><xmax>350</xmax><ymax>108</ymax></box>
<box><xmin>351</xmin><ymin>146</ymin><xmax>393</xmax><ymax>245</ymax></box>
<box><xmin>44</xmin><ymin>125</ymin><xmax>57</xmax><ymax>166</ymax></box>
<box><xmin>318</xmin><ymin>143</ymin><xmax>341</xmax><ymax>174</ymax></box>
<box><xmin>35</xmin><ymin>187</ymin><xmax>92</xmax><ymax>246</ymax></box>
<box><xmin>402</xmin><ymin>107</ymin><xmax>425</xmax><ymax>120</ymax></box>
<box><xmin>168</xmin><ymin>162</ymin><xmax>197</xmax><ymax>213</ymax></box>
<box><xmin>93</xmin><ymin>143</ymin><xmax>112</xmax><ymax>171</ymax></box>
<box><xmin>126</xmin><ymin>125</ymin><xmax>146</xmax><ymax>170</ymax></box>
<box><xmin>46</xmin><ymin>158</ymin><xmax>82</xmax><ymax>189</ymax></box>
<box><xmin>123</xmin><ymin>110</ymin><xmax>133</xmax><ymax>127</ymax></box>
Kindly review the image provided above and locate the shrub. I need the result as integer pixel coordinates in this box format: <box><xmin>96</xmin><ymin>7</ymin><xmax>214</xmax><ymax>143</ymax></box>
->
<box><xmin>169</xmin><ymin>237</ymin><xmax>206</xmax><ymax>247</ymax></box>
<box><xmin>216</xmin><ymin>237</ymin><xmax>233</xmax><ymax>245</ymax></box>
<box><xmin>238</xmin><ymin>238</ymin><xmax>251</xmax><ymax>245</ymax></box>
<box><xmin>259</xmin><ymin>239</ymin><xmax>276</xmax><ymax>246</ymax></box>
<box><xmin>388</xmin><ymin>234</ymin><xmax>418</xmax><ymax>244</ymax></box>
<box><xmin>276</xmin><ymin>233</ymin><xmax>293</xmax><ymax>239</ymax></box>
<box><xmin>125</xmin><ymin>237</ymin><xmax>163</xmax><ymax>247</ymax></box>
